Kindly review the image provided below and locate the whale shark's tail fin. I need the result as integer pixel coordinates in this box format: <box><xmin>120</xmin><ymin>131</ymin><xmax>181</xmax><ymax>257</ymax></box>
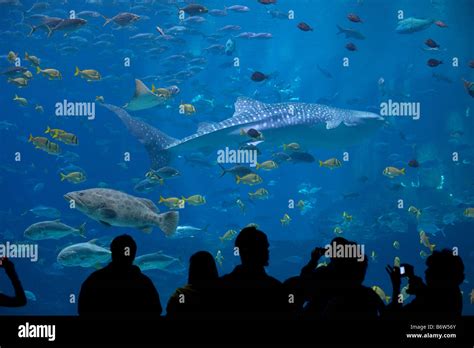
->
<box><xmin>102</xmin><ymin>104</ymin><xmax>178</xmax><ymax>169</ymax></box>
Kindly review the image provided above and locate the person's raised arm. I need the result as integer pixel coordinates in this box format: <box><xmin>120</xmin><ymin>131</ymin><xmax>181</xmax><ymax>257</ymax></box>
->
<box><xmin>300</xmin><ymin>247</ymin><xmax>327</xmax><ymax>276</ymax></box>
<box><xmin>0</xmin><ymin>257</ymin><xmax>27</xmax><ymax>307</ymax></box>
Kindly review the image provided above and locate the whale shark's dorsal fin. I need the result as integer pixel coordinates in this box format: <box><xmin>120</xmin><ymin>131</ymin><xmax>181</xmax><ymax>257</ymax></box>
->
<box><xmin>134</xmin><ymin>79</ymin><xmax>153</xmax><ymax>97</ymax></box>
<box><xmin>233</xmin><ymin>97</ymin><xmax>266</xmax><ymax>118</ymax></box>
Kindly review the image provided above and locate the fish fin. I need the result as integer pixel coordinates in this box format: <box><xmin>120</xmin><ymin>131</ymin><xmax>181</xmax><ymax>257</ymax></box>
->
<box><xmin>74</xmin><ymin>66</ymin><xmax>80</xmax><ymax>76</ymax></box>
<box><xmin>325</xmin><ymin>119</ymin><xmax>342</xmax><ymax>130</ymax></box>
<box><xmin>157</xmin><ymin>211</ymin><xmax>179</xmax><ymax>236</ymax></box>
<box><xmin>236</xmin><ymin>175</ymin><xmax>241</xmax><ymax>184</ymax></box>
<box><xmin>46</xmin><ymin>26</ymin><xmax>53</xmax><ymax>38</ymax></box>
<box><xmin>319</xmin><ymin>160</ymin><xmax>323</xmax><ymax>167</ymax></box>
<box><xmin>77</xmin><ymin>223</ymin><xmax>86</xmax><ymax>238</ymax></box>
<box><xmin>140</xmin><ymin>226</ymin><xmax>153</xmax><ymax>234</ymax></box>
<box><xmin>100</xmin><ymin>103</ymin><xmax>177</xmax><ymax>169</ymax></box>
<box><xmin>133</xmin><ymin>79</ymin><xmax>153</xmax><ymax>97</ymax></box>
<box><xmin>28</xmin><ymin>25</ymin><xmax>36</xmax><ymax>37</ymax></box>
<box><xmin>28</xmin><ymin>134</ymin><xmax>33</xmax><ymax>142</ymax></box>
<box><xmin>60</xmin><ymin>173</ymin><xmax>66</xmax><ymax>181</ymax></box>
<box><xmin>102</xmin><ymin>15</ymin><xmax>112</xmax><ymax>27</ymax></box>
<box><xmin>159</xmin><ymin>196</ymin><xmax>164</xmax><ymax>203</ymax></box>
<box><xmin>139</xmin><ymin>198</ymin><xmax>160</xmax><ymax>213</ymax></box>
<box><xmin>151</xmin><ymin>84</ymin><xmax>156</xmax><ymax>93</ymax></box>
<box><xmin>99</xmin><ymin>220</ymin><xmax>112</xmax><ymax>227</ymax></box>
<box><xmin>35</xmin><ymin>66</ymin><xmax>41</xmax><ymax>74</ymax></box>
<box><xmin>98</xmin><ymin>208</ymin><xmax>116</xmax><ymax>219</ymax></box>
<box><xmin>430</xmin><ymin>244</ymin><xmax>436</xmax><ymax>252</ymax></box>
<box><xmin>88</xmin><ymin>239</ymin><xmax>98</xmax><ymax>244</ymax></box>
<box><xmin>401</xmin><ymin>168</ymin><xmax>406</xmax><ymax>175</ymax></box>
<box><xmin>44</xmin><ymin>126</ymin><xmax>50</xmax><ymax>134</ymax></box>
<box><xmin>218</xmin><ymin>163</ymin><xmax>227</xmax><ymax>177</ymax></box>
<box><xmin>336</xmin><ymin>24</ymin><xmax>344</xmax><ymax>35</ymax></box>
<box><xmin>386</xmin><ymin>296</ymin><xmax>391</xmax><ymax>304</ymax></box>
<box><xmin>232</xmin><ymin>97</ymin><xmax>266</xmax><ymax>119</ymax></box>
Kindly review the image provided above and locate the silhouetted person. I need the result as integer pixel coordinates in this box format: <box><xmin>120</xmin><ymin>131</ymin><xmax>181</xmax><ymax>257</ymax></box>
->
<box><xmin>166</xmin><ymin>251</ymin><xmax>219</xmax><ymax>319</ymax></box>
<box><xmin>386</xmin><ymin>249</ymin><xmax>464</xmax><ymax>319</ymax></box>
<box><xmin>0</xmin><ymin>257</ymin><xmax>27</xmax><ymax>307</ymax></box>
<box><xmin>301</xmin><ymin>238</ymin><xmax>384</xmax><ymax>319</ymax></box>
<box><xmin>218</xmin><ymin>227</ymin><xmax>288</xmax><ymax>319</ymax></box>
<box><xmin>78</xmin><ymin>234</ymin><xmax>162</xmax><ymax>317</ymax></box>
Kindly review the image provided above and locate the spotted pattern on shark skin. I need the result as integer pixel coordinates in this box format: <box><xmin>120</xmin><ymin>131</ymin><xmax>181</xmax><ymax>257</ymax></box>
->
<box><xmin>102</xmin><ymin>98</ymin><xmax>383</xmax><ymax>169</ymax></box>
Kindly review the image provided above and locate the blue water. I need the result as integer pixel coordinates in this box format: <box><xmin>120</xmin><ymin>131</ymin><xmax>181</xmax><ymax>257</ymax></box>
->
<box><xmin>0</xmin><ymin>0</ymin><xmax>473</xmax><ymax>315</ymax></box>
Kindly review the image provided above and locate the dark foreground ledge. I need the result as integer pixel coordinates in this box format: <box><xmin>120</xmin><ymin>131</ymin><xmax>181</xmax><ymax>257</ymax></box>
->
<box><xmin>0</xmin><ymin>316</ymin><xmax>473</xmax><ymax>345</ymax></box>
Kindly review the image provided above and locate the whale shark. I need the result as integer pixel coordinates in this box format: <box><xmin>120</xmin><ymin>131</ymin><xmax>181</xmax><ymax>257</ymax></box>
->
<box><xmin>124</xmin><ymin>79</ymin><xmax>168</xmax><ymax>111</ymax></box>
<box><xmin>102</xmin><ymin>97</ymin><xmax>384</xmax><ymax>169</ymax></box>
<box><xmin>396</xmin><ymin>17</ymin><xmax>434</xmax><ymax>34</ymax></box>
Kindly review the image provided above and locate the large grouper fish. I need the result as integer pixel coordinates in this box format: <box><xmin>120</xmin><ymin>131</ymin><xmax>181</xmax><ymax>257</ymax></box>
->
<box><xmin>64</xmin><ymin>188</ymin><xmax>179</xmax><ymax>236</ymax></box>
<box><xmin>102</xmin><ymin>97</ymin><xmax>384</xmax><ymax>169</ymax></box>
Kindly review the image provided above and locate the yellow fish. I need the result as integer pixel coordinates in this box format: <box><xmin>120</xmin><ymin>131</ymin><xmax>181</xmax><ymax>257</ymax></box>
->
<box><xmin>183</xmin><ymin>195</ymin><xmax>206</xmax><ymax>206</ymax></box>
<box><xmin>60</xmin><ymin>171</ymin><xmax>86</xmax><ymax>184</ymax></box>
<box><xmin>180</xmin><ymin>102</ymin><xmax>196</xmax><ymax>115</ymax></box>
<box><xmin>408</xmin><ymin>206</ymin><xmax>422</xmax><ymax>219</ymax></box>
<box><xmin>297</xmin><ymin>200</ymin><xmax>305</xmax><ymax>210</ymax></box>
<box><xmin>393</xmin><ymin>241</ymin><xmax>400</xmax><ymax>250</ymax></box>
<box><xmin>215</xmin><ymin>250</ymin><xmax>224</xmax><ymax>267</ymax></box>
<box><xmin>370</xmin><ymin>250</ymin><xmax>377</xmax><ymax>262</ymax></box>
<box><xmin>8</xmin><ymin>77</ymin><xmax>28</xmax><ymax>87</ymax></box>
<box><xmin>23</xmin><ymin>70</ymin><xmax>33</xmax><ymax>79</ymax></box>
<box><xmin>256</xmin><ymin>160</ymin><xmax>278</xmax><ymax>171</ymax></box>
<box><xmin>159</xmin><ymin>196</ymin><xmax>185</xmax><ymax>209</ymax></box>
<box><xmin>45</xmin><ymin>126</ymin><xmax>66</xmax><ymax>137</ymax></box>
<box><xmin>35</xmin><ymin>104</ymin><xmax>44</xmax><ymax>113</ymax></box>
<box><xmin>319</xmin><ymin>158</ymin><xmax>342</xmax><ymax>169</ymax></box>
<box><xmin>248</xmin><ymin>188</ymin><xmax>269</xmax><ymax>200</ymax></box>
<box><xmin>236</xmin><ymin>199</ymin><xmax>246</xmax><ymax>212</ymax></box>
<box><xmin>219</xmin><ymin>229</ymin><xmax>237</xmax><ymax>242</ymax></box>
<box><xmin>420</xmin><ymin>250</ymin><xmax>429</xmax><ymax>259</ymax></box>
<box><xmin>394</xmin><ymin>256</ymin><xmax>401</xmax><ymax>268</ymax></box>
<box><xmin>13</xmin><ymin>94</ymin><xmax>28</xmax><ymax>106</ymax></box>
<box><xmin>29</xmin><ymin>135</ymin><xmax>61</xmax><ymax>155</ymax></box>
<box><xmin>95</xmin><ymin>96</ymin><xmax>105</xmax><ymax>103</ymax></box>
<box><xmin>283</xmin><ymin>143</ymin><xmax>300</xmax><ymax>151</ymax></box>
<box><xmin>236</xmin><ymin>173</ymin><xmax>263</xmax><ymax>186</ymax></box>
<box><xmin>74</xmin><ymin>67</ymin><xmax>101</xmax><ymax>81</ymax></box>
<box><xmin>383</xmin><ymin>166</ymin><xmax>405</xmax><ymax>178</ymax></box>
<box><xmin>464</xmin><ymin>208</ymin><xmax>474</xmax><ymax>218</ymax></box>
<box><xmin>280</xmin><ymin>213</ymin><xmax>291</xmax><ymax>225</ymax></box>
<box><xmin>342</xmin><ymin>211</ymin><xmax>352</xmax><ymax>222</ymax></box>
<box><xmin>372</xmin><ymin>286</ymin><xmax>391</xmax><ymax>304</ymax></box>
<box><xmin>333</xmin><ymin>226</ymin><xmax>343</xmax><ymax>234</ymax></box>
<box><xmin>54</xmin><ymin>132</ymin><xmax>78</xmax><ymax>145</ymax></box>
<box><xmin>419</xmin><ymin>230</ymin><xmax>436</xmax><ymax>252</ymax></box>
<box><xmin>7</xmin><ymin>51</ymin><xmax>18</xmax><ymax>63</ymax></box>
<box><xmin>152</xmin><ymin>85</ymin><xmax>172</xmax><ymax>98</ymax></box>
<box><xmin>25</xmin><ymin>52</ymin><xmax>40</xmax><ymax>66</ymax></box>
<box><xmin>36</xmin><ymin>66</ymin><xmax>62</xmax><ymax>80</ymax></box>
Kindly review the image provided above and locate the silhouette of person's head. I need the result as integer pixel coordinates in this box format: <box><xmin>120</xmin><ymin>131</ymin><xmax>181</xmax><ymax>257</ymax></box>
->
<box><xmin>235</xmin><ymin>227</ymin><xmax>269</xmax><ymax>267</ymax></box>
<box><xmin>110</xmin><ymin>234</ymin><xmax>137</xmax><ymax>267</ymax></box>
<box><xmin>425</xmin><ymin>249</ymin><xmax>465</xmax><ymax>288</ymax></box>
<box><xmin>188</xmin><ymin>251</ymin><xmax>218</xmax><ymax>285</ymax></box>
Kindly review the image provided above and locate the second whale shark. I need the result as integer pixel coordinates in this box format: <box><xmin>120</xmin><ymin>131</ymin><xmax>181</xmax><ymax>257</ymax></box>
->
<box><xmin>102</xmin><ymin>97</ymin><xmax>384</xmax><ymax>169</ymax></box>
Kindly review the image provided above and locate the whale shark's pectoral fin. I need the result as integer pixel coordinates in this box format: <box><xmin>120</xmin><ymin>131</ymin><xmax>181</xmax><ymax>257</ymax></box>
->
<box><xmin>325</xmin><ymin>119</ymin><xmax>342</xmax><ymax>130</ymax></box>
